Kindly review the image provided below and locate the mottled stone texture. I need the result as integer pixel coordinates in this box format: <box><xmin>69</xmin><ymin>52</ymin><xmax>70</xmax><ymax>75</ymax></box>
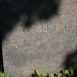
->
<box><xmin>2</xmin><ymin>0</ymin><xmax>77</xmax><ymax>77</ymax></box>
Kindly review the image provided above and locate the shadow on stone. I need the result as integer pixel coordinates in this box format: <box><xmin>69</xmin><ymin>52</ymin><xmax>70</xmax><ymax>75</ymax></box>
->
<box><xmin>0</xmin><ymin>0</ymin><xmax>60</xmax><ymax>41</ymax></box>
<box><xmin>63</xmin><ymin>48</ymin><xmax>77</xmax><ymax>68</ymax></box>
<box><xmin>0</xmin><ymin>34</ymin><xmax>4</xmax><ymax>72</ymax></box>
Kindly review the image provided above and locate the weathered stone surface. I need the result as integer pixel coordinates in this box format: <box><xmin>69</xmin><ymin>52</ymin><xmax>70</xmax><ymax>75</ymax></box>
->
<box><xmin>2</xmin><ymin>0</ymin><xmax>77</xmax><ymax>77</ymax></box>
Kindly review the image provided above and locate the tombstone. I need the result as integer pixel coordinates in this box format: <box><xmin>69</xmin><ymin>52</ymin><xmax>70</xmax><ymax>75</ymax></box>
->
<box><xmin>1</xmin><ymin>0</ymin><xmax>77</xmax><ymax>77</ymax></box>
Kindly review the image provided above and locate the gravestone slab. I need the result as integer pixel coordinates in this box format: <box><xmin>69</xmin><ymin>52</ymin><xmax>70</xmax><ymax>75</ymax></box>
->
<box><xmin>2</xmin><ymin>0</ymin><xmax>77</xmax><ymax>77</ymax></box>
